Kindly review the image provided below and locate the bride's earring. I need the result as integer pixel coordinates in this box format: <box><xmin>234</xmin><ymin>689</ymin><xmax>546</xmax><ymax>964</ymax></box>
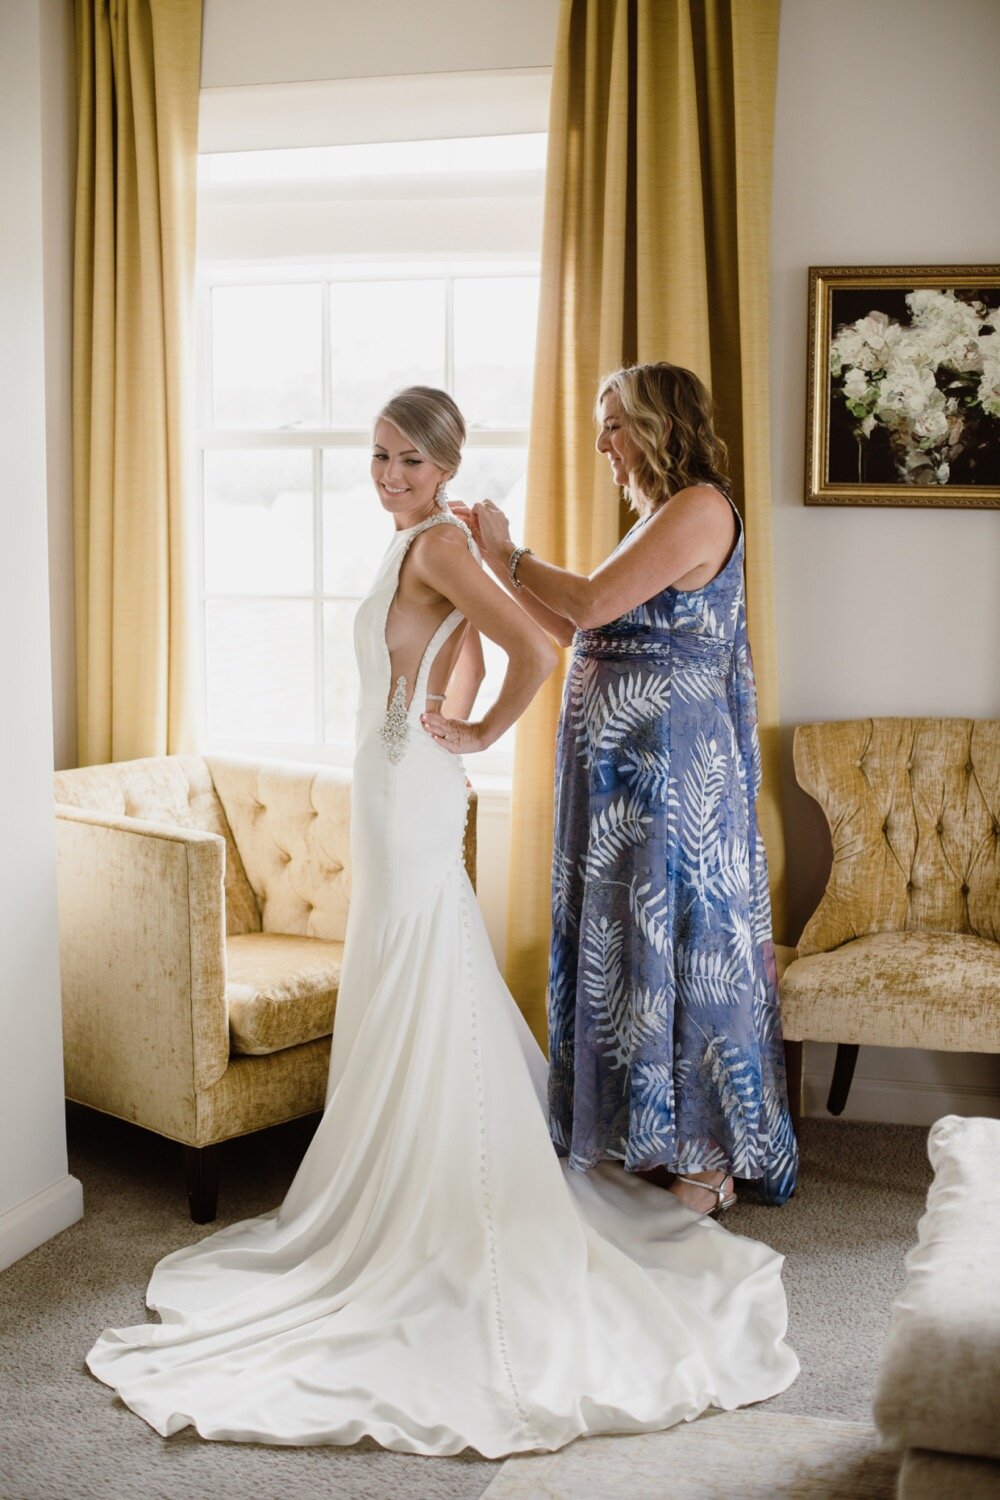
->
<box><xmin>435</xmin><ymin>480</ymin><xmax>449</xmax><ymax>510</ymax></box>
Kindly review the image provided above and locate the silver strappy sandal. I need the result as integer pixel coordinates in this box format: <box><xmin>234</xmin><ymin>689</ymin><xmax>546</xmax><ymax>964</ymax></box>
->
<box><xmin>672</xmin><ymin>1173</ymin><xmax>738</xmax><ymax>1217</ymax></box>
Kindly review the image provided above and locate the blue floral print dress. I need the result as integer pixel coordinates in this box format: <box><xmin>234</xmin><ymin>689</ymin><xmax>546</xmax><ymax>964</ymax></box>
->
<box><xmin>547</xmin><ymin>498</ymin><xmax>798</xmax><ymax>1205</ymax></box>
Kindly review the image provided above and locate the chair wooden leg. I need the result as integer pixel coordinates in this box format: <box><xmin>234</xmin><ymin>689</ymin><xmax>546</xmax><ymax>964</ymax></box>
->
<box><xmin>183</xmin><ymin>1144</ymin><xmax>220</xmax><ymax>1223</ymax></box>
<box><xmin>826</xmin><ymin>1044</ymin><xmax>860</xmax><ymax>1117</ymax></box>
<box><xmin>784</xmin><ymin>1040</ymin><xmax>804</xmax><ymax>1135</ymax></box>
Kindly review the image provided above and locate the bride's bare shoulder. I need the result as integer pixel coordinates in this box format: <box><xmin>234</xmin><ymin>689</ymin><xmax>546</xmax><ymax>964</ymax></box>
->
<box><xmin>411</xmin><ymin>517</ymin><xmax>471</xmax><ymax>544</ymax></box>
<box><xmin>409</xmin><ymin>519</ymin><xmax>478</xmax><ymax>567</ymax></box>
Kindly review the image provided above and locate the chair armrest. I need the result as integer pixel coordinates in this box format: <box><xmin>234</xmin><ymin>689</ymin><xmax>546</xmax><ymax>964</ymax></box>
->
<box><xmin>54</xmin><ymin>805</ymin><xmax>229</xmax><ymax>1137</ymax></box>
<box><xmin>773</xmin><ymin>942</ymin><xmax>796</xmax><ymax>982</ymax></box>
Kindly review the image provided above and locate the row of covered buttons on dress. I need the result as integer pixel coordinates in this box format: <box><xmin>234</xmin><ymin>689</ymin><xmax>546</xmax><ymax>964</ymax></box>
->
<box><xmin>458</xmin><ymin>875</ymin><xmax>534</xmax><ymax>1440</ymax></box>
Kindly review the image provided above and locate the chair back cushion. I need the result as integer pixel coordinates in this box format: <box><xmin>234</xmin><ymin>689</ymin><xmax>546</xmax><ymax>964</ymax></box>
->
<box><xmin>207</xmin><ymin>757</ymin><xmax>352</xmax><ymax>942</ymax></box>
<box><xmin>794</xmin><ymin>718</ymin><xmax>1000</xmax><ymax>956</ymax></box>
<box><xmin>53</xmin><ymin>756</ymin><xmax>261</xmax><ymax>935</ymax></box>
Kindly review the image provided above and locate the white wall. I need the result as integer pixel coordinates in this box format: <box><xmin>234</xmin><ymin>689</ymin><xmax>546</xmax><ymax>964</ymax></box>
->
<box><xmin>0</xmin><ymin>0</ymin><xmax>83</xmax><ymax>1270</ymax></box>
<box><xmin>771</xmin><ymin>0</ymin><xmax>1000</xmax><ymax>1121</ymax></box>
<box><xmin>201</xmin><ymin>0</ymin><xmax>560</xmax><ymax>88</ymax></box>
<box><xmin>41</xmin><ymin>0</ymin><xmax>77</xmax><ymax>773</ymax></box>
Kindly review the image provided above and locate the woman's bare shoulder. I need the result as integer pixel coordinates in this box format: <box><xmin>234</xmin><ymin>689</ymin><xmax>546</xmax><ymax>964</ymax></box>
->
<box><xmin>665</xmin><ymin>480</ymin><xmax>733</xmax><ymax>513</ymax></box>
<box><xmin>409</xmin><ymin>518</ymin><xmax>476</xmax><ymax>553</ymax></box>
<box><xmin>408</xmin><ymin>519</ymin><xmax>480</xmax><ymax>585</ymax></box>
<box><xmin>638</xmin><ymin>482</ymin><xmax>734</xmax><ymax>542</ymax></box>
<box><xmin>410</xmin><ymin>516</ymin><xmax>479</xmax><ymax>564</ymax></box>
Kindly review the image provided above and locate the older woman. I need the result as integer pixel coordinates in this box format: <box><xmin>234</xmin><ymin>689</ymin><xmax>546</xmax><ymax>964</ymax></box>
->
<box><xmin>467</xmin><ymin>362</ymin><xmax>798</xmax><ymax>1211</ymax></box>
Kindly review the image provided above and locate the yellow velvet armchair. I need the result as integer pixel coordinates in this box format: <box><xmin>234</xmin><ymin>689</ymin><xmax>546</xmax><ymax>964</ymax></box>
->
<box><xmin>54</xmin><ymin>755</ymin><xmax>477</xmax><ymax>1221</ymax></box>
<box><xmin>779</xmin><ymin>719</ymin><xmax>1000</xmax><ymax>1120</ymax></box>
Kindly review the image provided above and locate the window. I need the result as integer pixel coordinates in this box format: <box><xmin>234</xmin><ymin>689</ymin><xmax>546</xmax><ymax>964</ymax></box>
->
<box><xmin>196</xmin><ymin>133</ymin><xmax>545</xmax><ymax>774</ymax></box>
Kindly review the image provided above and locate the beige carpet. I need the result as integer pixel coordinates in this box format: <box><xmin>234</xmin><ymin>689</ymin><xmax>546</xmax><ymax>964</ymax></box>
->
<box><xmin>0</xmin><ymin>1110</ymin><xmax>930</xmax><ymax>1500</ymax></box>
<box><xmin>484</xmin><ymin>1413</ymin><xmax>900</xmax><ymax>1499</ymax></box>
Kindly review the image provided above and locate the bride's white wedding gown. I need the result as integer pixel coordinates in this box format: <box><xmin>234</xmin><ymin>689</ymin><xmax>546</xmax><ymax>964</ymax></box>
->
<box><xmin>87</xmin><ymin>512</ymin><xmax>798</xmax><ymax>1457</ymax></box>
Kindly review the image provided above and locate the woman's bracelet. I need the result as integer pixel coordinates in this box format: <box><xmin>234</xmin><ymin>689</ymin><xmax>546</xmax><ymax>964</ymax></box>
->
<box><xmin>507</xmin><ymin>545</ymin><xmax>533</xmax><ymax>591</ymax></box>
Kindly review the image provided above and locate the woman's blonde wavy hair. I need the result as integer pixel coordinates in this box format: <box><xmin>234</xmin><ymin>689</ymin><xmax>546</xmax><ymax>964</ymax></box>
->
<box><xmin>596</xmin><ymin>363</ymin><xmax>730</xmax><ymax>511</ymax></box>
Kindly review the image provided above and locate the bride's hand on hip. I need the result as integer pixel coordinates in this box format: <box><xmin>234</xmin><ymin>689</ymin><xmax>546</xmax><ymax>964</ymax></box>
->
<box><xmin>472</xmin><ymin>500</ymin><xmax>513</xmax><ymax>565</ymax></box>
<box><xmin>419</xmin><ymin>711</ymin><xmax>487</xmax><ymax>755</ymax></box>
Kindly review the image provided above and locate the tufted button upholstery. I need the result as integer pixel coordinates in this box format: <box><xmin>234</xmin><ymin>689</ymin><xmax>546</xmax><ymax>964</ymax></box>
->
<box><xmin>206</xmin><ymin>756</ymin><xmax>353</xmax><ymax>942</ymax></box>
<box><xmin>794</xmin><ymin>718</ymin><xmax>1000</xmax><ymax>955</ymax></box>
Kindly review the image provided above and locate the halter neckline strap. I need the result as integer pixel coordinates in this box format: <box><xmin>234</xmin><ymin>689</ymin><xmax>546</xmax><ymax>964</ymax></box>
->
<box><xmin>390</xmin><ymin>511</ymin><xmax>477</xmax><ymax>555</ymax></box>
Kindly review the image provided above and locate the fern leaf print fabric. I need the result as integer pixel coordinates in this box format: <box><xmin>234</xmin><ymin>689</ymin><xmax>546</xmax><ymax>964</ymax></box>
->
<box><xmin>548</xmin><ymin>503</ymin><xmax>798</xmax><ymax>1205</ymax></box>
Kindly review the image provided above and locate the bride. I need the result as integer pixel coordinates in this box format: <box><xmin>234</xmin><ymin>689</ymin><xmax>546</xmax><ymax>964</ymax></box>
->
<box><xmin>86</xmin><ymin>386</ymin><xmax>797</xmax><ymax>1457</ymax></box>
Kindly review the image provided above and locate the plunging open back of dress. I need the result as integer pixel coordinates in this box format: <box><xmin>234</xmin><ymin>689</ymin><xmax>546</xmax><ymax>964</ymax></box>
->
<box><xmin>86</xmin><ymin>512</ymin><xmax>798</xmax><ymax>1457</ymax></box>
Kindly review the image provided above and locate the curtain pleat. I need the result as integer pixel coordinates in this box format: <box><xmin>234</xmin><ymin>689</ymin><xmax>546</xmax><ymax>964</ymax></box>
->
<box><xmin>506</xmin><ymin>0</ymin><xmax>784</xmax><ymax>1045</ymax></box>
<box><xmin>72</xmin><ymin>0</ymin><xmax>201</xmax><ymax>764</ymax></box>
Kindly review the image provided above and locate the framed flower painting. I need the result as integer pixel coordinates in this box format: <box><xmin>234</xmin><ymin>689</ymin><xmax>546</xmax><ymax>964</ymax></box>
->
<box><xmin>805</xmin><ymin>265</ymin><xmax>1000</xmax><ymax>506</ymax></box>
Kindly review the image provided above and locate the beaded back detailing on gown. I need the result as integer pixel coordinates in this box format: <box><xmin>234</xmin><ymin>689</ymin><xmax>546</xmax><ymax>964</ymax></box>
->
<box><xmin>85</xmin><ymin>508</ymin><xmax>797</xmax><ymax>1457</ymax></box>
<box><xmin>548</xmin><ymin>495</ymin><xmax>798</xmax><ymax>1205</ymax></box>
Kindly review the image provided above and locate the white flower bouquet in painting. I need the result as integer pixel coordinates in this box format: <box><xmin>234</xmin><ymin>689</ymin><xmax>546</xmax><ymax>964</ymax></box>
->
<box><xmin>830</xmin><ymin>289</ymin><xmax>1000</xmax><ymax>484</ymax></box>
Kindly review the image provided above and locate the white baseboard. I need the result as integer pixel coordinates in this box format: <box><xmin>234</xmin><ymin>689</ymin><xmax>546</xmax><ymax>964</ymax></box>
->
<box><xmin>804</xmin><ymin>1073</ymin><xmax>1000</xmax><ymax>1127</ymax></box>
<box><xmin>0</xmin><ymin>1174</ymin><xmax>83</xmax><ymax>1272</ymax></box>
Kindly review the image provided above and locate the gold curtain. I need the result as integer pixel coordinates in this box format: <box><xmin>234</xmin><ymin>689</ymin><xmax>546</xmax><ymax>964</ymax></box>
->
<box><xmin>507</xmin><ymin>0</ymin><xmax>784</xmax><ymax>1045</ymax></box>
<box><xmin>72</xmin><ymin>0</ymin><xmax>201</xmax><ymax>764</ymax></box>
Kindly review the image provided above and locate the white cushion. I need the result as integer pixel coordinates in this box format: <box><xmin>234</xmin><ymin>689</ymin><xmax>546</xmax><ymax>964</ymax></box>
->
<box><xmin>874</xmin><ymin>1115</ymin><xmax>1000</xmax><ymax>1462</ymax></box>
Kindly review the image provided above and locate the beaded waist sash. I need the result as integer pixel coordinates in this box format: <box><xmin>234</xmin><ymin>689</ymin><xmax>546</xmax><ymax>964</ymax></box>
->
<box><xmin>572</xmin><ymin>627</ymin><xmax>734</xmax><ymax>677</ymax></box>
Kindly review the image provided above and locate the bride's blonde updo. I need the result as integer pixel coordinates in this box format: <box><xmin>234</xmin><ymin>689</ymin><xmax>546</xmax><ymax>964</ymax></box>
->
<box><xmin>375</xmin><ymin>387</ymin><xmax>466</xmax><ymax>483</ymax></box>
<box><xmin>597</xmin><ymin>362</ymin><xmax>730</xmax><ymax>510</ymax></box>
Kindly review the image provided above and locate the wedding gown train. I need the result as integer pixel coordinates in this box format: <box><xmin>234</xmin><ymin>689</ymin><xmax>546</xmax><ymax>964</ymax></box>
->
<box><xmin>86</xmin><ymin>512</ymin><xmax>798</xmax><ymax>1457</ymax></box>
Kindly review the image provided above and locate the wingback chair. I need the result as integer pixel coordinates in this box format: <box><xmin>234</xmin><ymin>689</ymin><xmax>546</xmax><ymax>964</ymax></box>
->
<box><xmin>54</xmin><ymin>755</ymin><xmax>477</xmax><ymax>1222</ymax></box>
<box><xmin>779</xmin><ymin>719</ymin><xmax>1000</xmax><ymax>1119</ymax></box>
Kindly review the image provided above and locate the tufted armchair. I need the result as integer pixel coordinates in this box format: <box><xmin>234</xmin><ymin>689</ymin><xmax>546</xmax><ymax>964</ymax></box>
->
<box><xmin>778</xmin><ymin>719</ymin><xmax>1000</xmax><ymax>1120</ymax></box>
<box><xmin>53</xmin><ymin>754</ymin><xmax>477</xmax><ymax>1221</ymax></box>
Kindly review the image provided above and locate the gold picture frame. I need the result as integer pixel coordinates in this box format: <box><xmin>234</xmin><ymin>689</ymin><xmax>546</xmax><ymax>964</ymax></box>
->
<box><xmin>805</xmin><ymin>264</ymin><xmax>1000</xmax><ymax>507</ymax></box>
